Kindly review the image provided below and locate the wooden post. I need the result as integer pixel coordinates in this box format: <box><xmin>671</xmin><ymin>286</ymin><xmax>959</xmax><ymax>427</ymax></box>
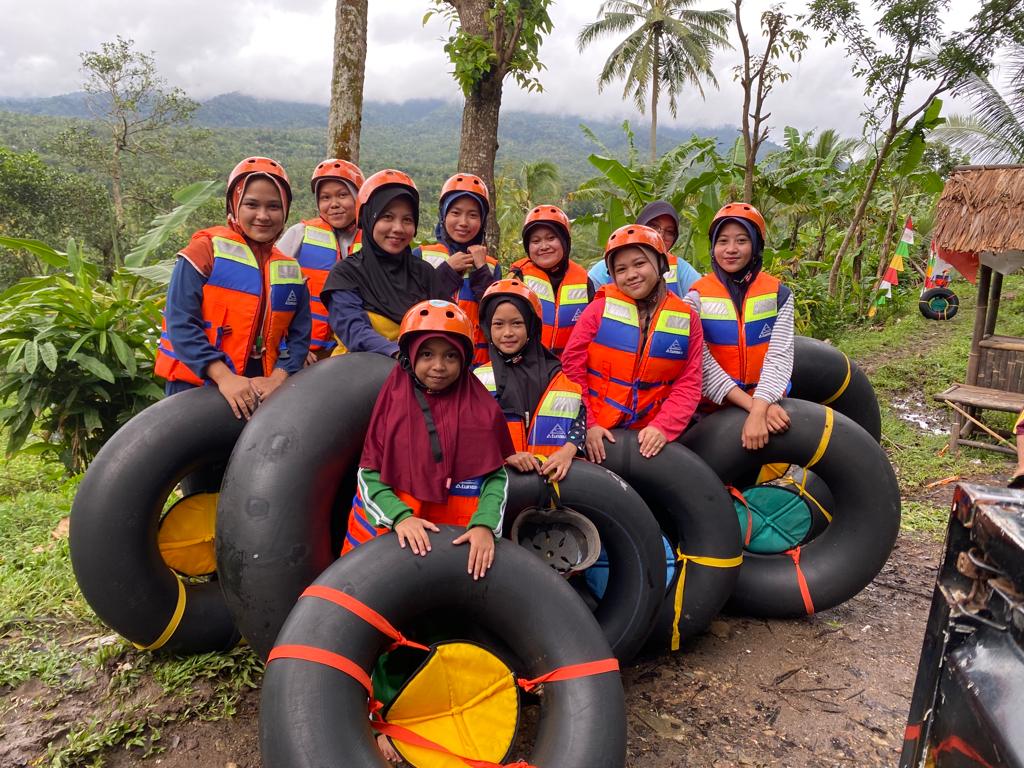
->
<box><xmin>967</xmin><ymin>264</ymin><xmax>992</xmax><ymax>387</ymax></box>
<box><xmin>984</xmin><ymin>270</ymin><xmax>1003</xmax><ymax>338</ymax></box>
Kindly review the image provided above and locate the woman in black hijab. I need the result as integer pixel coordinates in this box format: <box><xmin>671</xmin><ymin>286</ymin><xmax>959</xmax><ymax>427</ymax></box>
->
<box><xmin>321</xmin><ymin>169</ymin><xmax>462</xmax><ymax>357</ymax></box>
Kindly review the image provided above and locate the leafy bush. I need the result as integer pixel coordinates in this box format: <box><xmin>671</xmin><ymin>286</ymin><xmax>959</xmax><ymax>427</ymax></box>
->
<box><xmin>0</xmin><ymin>237</ymin><xmax>163</xmax><ymax>473</ymax></box>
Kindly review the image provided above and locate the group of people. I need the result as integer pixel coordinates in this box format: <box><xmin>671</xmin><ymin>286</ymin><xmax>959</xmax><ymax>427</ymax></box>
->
<box><xmin>156</xmin><ymin>155</ymin><xmax>795</xmax><ymax>576</ymax></box>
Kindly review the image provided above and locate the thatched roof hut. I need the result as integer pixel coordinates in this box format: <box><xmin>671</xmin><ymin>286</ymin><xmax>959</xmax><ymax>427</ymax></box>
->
<box><xmin>933</xmin><ymin>164</ymin><xmax>1024</xmax><ymax>255</ymax></box>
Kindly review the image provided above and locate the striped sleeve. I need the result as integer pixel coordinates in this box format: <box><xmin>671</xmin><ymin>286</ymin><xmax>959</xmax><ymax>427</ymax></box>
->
<box><xmin>356</xmin><ymin>467</ymin><xmax>414</xmax><ymax>529</ymax></box>
<box><xmin>470</xmin><ymin>467</ymin><xmax>509</xmax><ymax>538</ymax></box>
<box><xmin>752</xmin><ymin>293</ymin><xmax>795</xmax><ymax>404</ymax></box>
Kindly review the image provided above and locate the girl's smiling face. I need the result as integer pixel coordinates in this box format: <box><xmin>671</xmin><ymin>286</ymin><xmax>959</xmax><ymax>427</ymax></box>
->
<box><xmin>414</xmin><ymin>336</ymin><xmax>463</xmax><ymax>392</ymax></box>
<box><xmin>489</xmin><ymin>301</ymin><xmax>528</xmax><ymax>356</ymax></box>
<box><xmin>236</xmin><ymin>178</ymin><xmax>286</xmax><ymax>243</ymax></box>
<box><xmin>372</xmin><ymin>197</ymin><xmax>417</xmax><ymax>255</ymax></box>
<box><xmin>444</xmin><ymin>197</ymin><xmax>482</xmax><ymax>245</ymax></box>
<box><xmin>611</xmin><ymin>246</ymin><xmax>660</xmax><ymax>301</ymax></box>
<box><xmin>527</xmin><ymin>225</ymin><xmax>564</xmax><ymax>270</ymax></box>
<box><xmin>713</xmin><ymin>221</ymin><xmax>754</xmax><ymax>273</ymax></box>
<box><xmin>317</xmin><ymin>180</ymin><xmax>356</xmax><ymax>230</ymax></box>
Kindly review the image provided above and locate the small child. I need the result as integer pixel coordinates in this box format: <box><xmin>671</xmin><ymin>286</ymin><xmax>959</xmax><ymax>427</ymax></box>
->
<box><xmin>320</xmin><ymin>170</ymin><xmax>464</xmax><ymax>357</ymax></box>
<box><xmin>561</xmin><ymin>224</ymin><xmax>703</xmax><ymax>462</ymax></box>
<box><xmin>155</xmin><ymin>156</ymin><xmax>310</xmax><ymax>420</ymax></box>
<box><xmin>474</xmin><ymin>279</ymin><xmax>585</xmax><ymax>482</ymax></box>
<box><xmin>277</xmin><ymin>158</ymin><xmax>364</xmax><ymax>362</ymax></box>
<box><xmin>415</xmin><ymin>173</ymin><xmax>501</xmax><ymax>364</ymax></box>
<box><xmin>691</xmin><ymin>203</ymin><xmax>793</xmax><ymax>450</ymax></box>
<box><xmin>509</xmin><ymin>205</ymin><xmax>595</xmax><ymax>357</ymax></box>
<box><xmin>341</xmin><ymin>300</ymin><xmax>514</xmax><ymax>580</ymax></box>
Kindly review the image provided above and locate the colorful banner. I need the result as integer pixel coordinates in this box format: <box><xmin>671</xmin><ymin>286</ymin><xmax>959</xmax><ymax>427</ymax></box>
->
<box><xmin>868</xmin><ymin>217</ymin><xmax>912</xmax><ymax>318</ymax></box>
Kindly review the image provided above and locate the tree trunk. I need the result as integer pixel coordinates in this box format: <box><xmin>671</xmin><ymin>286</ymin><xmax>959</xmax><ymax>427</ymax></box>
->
<box><xmin>852</xmin><ymin>225</ymin><xmax>864</xmax><ymax>284</ymax></box>
<box><xmin>876</xmin><ymin>204</ymin><xmax>899</xmax><ymax>278</ymax></box>
<box><xmin>458</xmin><ymin>72</ymin><xmax>504</xmax><ymax>251</ymax></box>
<box><xmin>108</xmin><ymin>147</ymin><xmax>125</xmax><ymax>278</ymax></box>
<box><xmin>327</xmin><ymin>0</ymin><xmax>367</xmax><ymax>163</ymax></box>
<box><xmin>650</xmin><ymin>38</ymin><xmax>660</xmax><ymax>163</ymax></box>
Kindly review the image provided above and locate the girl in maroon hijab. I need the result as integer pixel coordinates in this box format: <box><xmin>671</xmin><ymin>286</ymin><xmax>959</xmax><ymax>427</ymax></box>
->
<box><xmin>341</xmin><ymin>300</ymin><xmax>514</xmax><ymax>580</ymax></box>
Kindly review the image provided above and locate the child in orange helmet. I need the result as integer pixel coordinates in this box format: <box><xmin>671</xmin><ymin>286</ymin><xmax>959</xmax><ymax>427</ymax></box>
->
<box><xmin>341</xmin><ymin>300</ymin><xmax>514</xmax><ymax>578</ymax></box>
<box><xmin>509</xmin><ymin>205</ymin><xmax>595</xmax><ymax>357</ymax></box>
<box><xmin>691</xmin><ymin>203</ymin><xmax>793</xmax><ymax>450</ymax></box>
<box><xmin>321</xmin><ymin>170</ymin><xmax>464</xmax><ymax>357</ymax></box>
<box><xmin>154</xmin><ymin>156</ymin><xmax>311</xmax><ymax>420</ymax></box>
<box><xmin>474</xmin><ymin>279</ymin><xmax>586</xmax><ymax>482</ymax></box>
<box><xmin>561</xmin><ymin>224</ymin><xmax>703</xmax><ymax>462</ymax></box>
<box><xmin>277</xmin><ymin>158</ymin><xmax>365</xmax><ymax>362</ymax></box>
<box><xmin>415</xmin><ymin>173</ymin><xmax>501</xmax><ymax>364</ymax></box>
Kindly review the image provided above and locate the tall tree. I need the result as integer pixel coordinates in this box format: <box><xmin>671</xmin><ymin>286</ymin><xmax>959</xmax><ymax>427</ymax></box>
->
<box><xmin>328</xmin><ymin>0</ymin><xmax>368</xmax><ymax>163</ymax></box>
<box><xmin>807</xmin><ymin>0</ymin><xmax>1024</xmax><ymax>296</ymax></box>
<box><xmin>428</xmin><ymin>0</ymin><xmax>553</xmax><ymax>247</ymax></box>
<box><xmin>734</xmin><ymin>1</ymin><xmax>807</xmax><ymax>202</ymax></box>
<box><xmin>577</xmin><ymin>0</ymin><xmax>732</xmax><ymax>162</ymax></box>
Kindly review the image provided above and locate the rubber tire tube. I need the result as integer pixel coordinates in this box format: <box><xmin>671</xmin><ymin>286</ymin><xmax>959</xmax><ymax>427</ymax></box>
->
<box><xmin>503</xmin><ymin>461</ymin><xmax>666</xmax><ymax>663</ymax></box>
<box><xmin>217</xmin><ymin>352</ymin><xmax>665</xmax><ymax>662</ymax></box>
<box><xmin>791</xmin><ymin>335</ymin><xmax>881</xmax><ymax>443</ymax></box>
<box><xmin>919</xmin><ymin>287</ymin><xmax>959</xmax><ymax>320</ymax></box>
<box><xmin>217</xmin><ymin>353</ymin><xmax>396</xmax><ymax>659</ymax></box>
<box><xmin>260</xmin><ymin>530</ymin><xmax>626</xmax><ymax>768</ymax></box>
<box><xmin>70</xmin><ymin>387</ymin><xmax>243</xmax><ymax>653</ymax></box>
<box><xmin>682</xmin><ymin>398</ymin><xmax>901</xmax><ymax>618</ymax></box>
<box><xmin>598</xmin><ymin>432</ymin><xmax>741</xmax><ymax>649</ymax></box>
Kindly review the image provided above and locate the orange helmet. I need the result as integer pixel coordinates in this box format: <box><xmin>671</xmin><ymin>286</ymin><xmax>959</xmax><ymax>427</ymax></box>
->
<box><xmin>226</xmin><ymin>156</ymin><xmax>292</xmax><ymax>215</ymax></box>
<box><xmin>356</xmin><ymin>169</ymin><xmax>418</xmax><ymax>224</ymax></box>
<box><xmin>604</xmin><ymin>224</ymin><xmax>669</xmax><ymax>275</ymax></box>
<box><xmin>522</xmin><ymin>205</ymin><xmax>571</xmax><ymax>254</ymax></box>
<box><xmin>441</xmin><ymin>173</ymin><xmax>490</xmax><ymax>205</ymax></box>
<box><xmin>709</xmin><ymin>202</ymin><xmax>766</xmax><ymax>241</ymax></box>
<box><xmin>310</xmin><ymin>158</ymin><xmax>365</xmax><ymax>195</ymax></box>
<box><xmin>479</xmin><ymin>278</ymin><xmax>544</xmax><ymax>325</ymax></box>
<box><xmin>398</xmin><ymin>300</ymin><xmax>474</xmax><ymax>364</ymax></box>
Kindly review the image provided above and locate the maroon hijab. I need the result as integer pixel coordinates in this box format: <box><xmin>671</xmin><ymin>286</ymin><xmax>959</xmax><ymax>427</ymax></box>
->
<box><xmin>360</xmin><ymin>333</ymin><xmax>514</xmax><ymax>504</ymax></box>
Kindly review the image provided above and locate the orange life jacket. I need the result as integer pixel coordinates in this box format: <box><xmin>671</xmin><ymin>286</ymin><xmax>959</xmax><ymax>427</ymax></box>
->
<box><xmin>473</xmin><ymin>365</ymin><xmax>582</xmax><ymax>457</ymax></box>
<box><xmin>155</xmin><ymin>226</ymin><xmax>305</xmax><ymax>386</ymax></box>
<box><xmin>692</xmin><ymin>271</ymin><xmax>783</xmax><ymax>393</ymax></box>
<box><xmin>509</xmin><ymin>258</ymin><xmax>590</xmax><ymax>357</ymax></box>
<box><xmin>585</xmin><ymin>285</ymin><xmax>693</xmax><ymax>430</ymax></box>
<box><xmin>295</xmin><ymin>218</ymin><xmax>344</xmax><ymax>353</ymax></box>
<box><xmin>417</xmin><ymin>242</ymin><xmax>498</xmax><ymax>366</ymax></box>
<box><xmin>340</xmin><ymin>478</ymin><xmax>484</xmax><ymax>555</ymax></box>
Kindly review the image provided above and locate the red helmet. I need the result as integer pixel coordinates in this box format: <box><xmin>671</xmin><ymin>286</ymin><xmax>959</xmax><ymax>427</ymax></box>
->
<box><xmin>310</xmin><ymin>158</ymin><xmax>365</xmax><ymax>195</ymax></box>
<box><xmin>226</xmin><ymin>156</ymin><xmax>292</xmax><ymax>215</ymax></box>
<box><xmin>709</xmin><ymin>202</ymin><xmax>766</xmax><ymax>241</ymax></box>
<box><xmin>441</xmin><ymin>173</ymin><xmax>490</xmax><ymax>205</ymax></box>
<box><xmin>398</xmin><ymin>300</ymin><xmax>474</xmax><ymax>364</ymax></box>
<box><xmin>356</xmin><ymin>169</ymin><xmax>418</xmax><ymax>223</ymax></box>
<box><xmin>479</xmin><ymin>278</ymin><xmax>544</xmax><ymax>325</ymax></box>
<box><xmin>522</xmin><ymin>205</ymin><xmax>571</xmax><ymax>255</ymax></box>
<box><xmin>604</xmin><ymin>224</ymin><xmax>669</xmax><ymax>276</ymax></box>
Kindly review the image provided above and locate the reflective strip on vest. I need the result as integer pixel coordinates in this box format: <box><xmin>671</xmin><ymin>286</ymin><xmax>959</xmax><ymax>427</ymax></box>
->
<box><xmin>743</xmin><ymin>292</ymin><xmax>778</xmax><ymax>346</ymax></box>
<box><xmin>648</xmin><ymin>309</ymin><xmax>691</xmax><ymax>361</ymax></box>
<box><xmin>207</xmin><ymin>236</ymin><xmax>261</xmax><ymax>295</ymax></box>
<box><xmin>298</xmin><ymin>224</ymin><xmax>339</xmax><ymax>271</ymax></box>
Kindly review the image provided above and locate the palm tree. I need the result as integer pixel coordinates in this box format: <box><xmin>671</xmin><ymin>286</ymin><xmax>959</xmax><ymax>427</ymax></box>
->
<box><xmin>934</xmin><ymin>44</ymin><xmax>1024</xmax><ymax>163</ymax></box>
<box><xmin>577</xmin><ymin>0</ymin><xmax>732</xmax><ymax>162</ymax></box>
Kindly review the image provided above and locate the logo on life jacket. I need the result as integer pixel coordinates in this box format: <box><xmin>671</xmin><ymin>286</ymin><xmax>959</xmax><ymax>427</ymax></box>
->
<box><xmin>758</xmin><ymin>324</ymin><xmax>773</xmax><ymax>339</ymax></box>
<box><xmin>571</xmin><ymin>308</ymin><xmax>582</xmax><ymax>322</ymax></box>
<box><xmin>286</xmin><ymin>290</ymin><xmax>298</xmax><ymax>306</ymax></box>
<box><xmin>546</xmin><ymin>423</ymin><xmax>567</xmax><ymax>440</ymax></box>
<box><xmin>666</xmin><ymin>339</ymin><xmax>684</xmax><ymax>355</ymax></box>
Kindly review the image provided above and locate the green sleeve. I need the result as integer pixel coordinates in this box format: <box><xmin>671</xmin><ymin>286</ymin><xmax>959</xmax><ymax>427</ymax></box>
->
<box><xmin>468</xmin><ymin>466</ymin><xmax>509</xmax><ymax>537</ymax></box>
<box><xmin>357</xmin><ymin>467</ymin><xmax>414</xmax><ymax>529</ymax></box>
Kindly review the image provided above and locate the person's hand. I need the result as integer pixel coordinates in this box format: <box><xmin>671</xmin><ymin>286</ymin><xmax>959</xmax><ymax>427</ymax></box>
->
<box><xmin>506</xmin><ymin>451</ymin><xmax>542</xmax><ymax>473</ymax></box>
<box><xmin>766</xmin><ymin>402</ymin><xmax>791</xmax><ymax>434</ymax></box>
<box><xmin>637</xmin><ymin>426</ymin><xmax>668</xmax><ymax>458</ymax></box>
<box><xmin>741</xmin><ymin>403</ymin><xmax>770</xmax><ymax>450</ymax></box>
<box><xmin>250</xmin><ymin>368</ymin><xmax>288</xmax><ymax>402</ymax></box>
<box><xmin>209</xmin><ymin>364</ymin><xmax>258</xmax><ymax>420</ymax></box>
<box><xmin>447</xmin><ymin>250</ymin><xmax>475</xmax><ymax>272</ymax></box>
<box><xmin>467</xmin><ymin>244</ymin><xmax>489</xmax><ymax>269</ymax></box>
<box><xmin>585</xmin><ymin>426</ymin><xmax>615</xmax><ymax>463</ymax></box>
<box><xmin>394</xmin><ymin>516</ymin><xmax>439</xmax><ymax>556</ymax></box>
<box><xmin>304</xmin><ymin>350</ymin><xmax>319</xmax><ymax>367</ymax></box>
<box><xmin>376</xmin><ymin>734</ymin><xmax>400</xmax><ymax>763</ymax></box>
<box><xmin>539</xmin><ymin>444</ymin><xmax>575</xmax><ymax>482</ymax></box>
<box><xmin>453</xmin><ymin>525</ymin><xmax>495</xmax><ymax>580</ymax></box>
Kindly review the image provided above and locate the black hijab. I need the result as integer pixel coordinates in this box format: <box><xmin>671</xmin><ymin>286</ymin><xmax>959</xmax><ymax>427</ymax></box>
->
<box><xmin>322</xmin><ymin>185</ymin><xmax>453</xmax><ymax>323</ymax></box>
<box><xmin>481</xmin><ymin>295</ymin><xmax>562</xmax><ymax>420</ymax></box>
<box><xmin>710</xmin><ymin>217</ymin><xmax>764</xmax><ymax>312</ymax></box>
<box><xmin>433</xmin><ymin>191</ymin><xmax>488</xmax><ymax>252</ymax></box>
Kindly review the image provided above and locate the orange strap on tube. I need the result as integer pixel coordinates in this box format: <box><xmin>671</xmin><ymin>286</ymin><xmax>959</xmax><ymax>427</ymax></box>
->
<box><xmin>371</xmin><ymin>719</ymin><xmax>538</xmax><ymax>768</ymax></box>
<box><xmin>786</xmin><ymin>546</ymin><xmax>815</xmax><ymax>614</ymax></box>
<box><xmin>302</xmin><ymin>584</ymin><xmax>431</xmax><ymax>651</ymax></box>
<box><xmin>516</xmin><ymin>658</ymin><xmax>620</xmax><ymax>693</ymax></box>
<box><xmin>727</xmin><ymin>485</ymin><xmax>753</xmax><ymax>547</ymax></box>
<box><xmin>267</xmin><ymin>643</ymin><xmax>373</xmax><ymax>694</ymax></box>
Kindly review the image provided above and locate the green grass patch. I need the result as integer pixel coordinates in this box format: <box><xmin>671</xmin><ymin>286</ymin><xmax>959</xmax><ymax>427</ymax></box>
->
<box><xmin>901</xmin><ymin>500</ymin><xmax>952</xmax><ymax>536</ymax></box>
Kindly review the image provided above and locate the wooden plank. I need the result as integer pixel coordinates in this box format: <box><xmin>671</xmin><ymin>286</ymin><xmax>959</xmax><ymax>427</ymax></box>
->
<box><xmin>955</xmin><ymin>438</ymin><xmax>1018</xmax><ymax>456</ymax></box>
<box><xmin>933</xmin><ymin>383</ymin><xmax>1024</xmax><ymax>412</ymax></box>
<box><xmin>979</xmin><ymin>336</ymin><xmax>1024</xmax><ymax>352</ymax></box>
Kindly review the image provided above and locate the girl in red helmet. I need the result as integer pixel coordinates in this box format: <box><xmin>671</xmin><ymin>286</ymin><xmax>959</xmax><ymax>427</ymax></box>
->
<box><xmin>509</xmin><ymin>205</ymin><xmax>596</xmax><ymax>357</ymax></box>
<box><xmin>415</xmin><ymin>173</ymin><xmax>501</xmax><ymax>365</ymax></box>
<box><xmin>320</xmin><ymin>170</ymin><xmax>464</xmax><ymax>357</ymax></box>
<box><xmin>154</xmin><ymin>156</ymin><xmax>311</xmax><ymax>420</ymax></box>
<box><xmin>561</xmin><ymin>224</ymin><xmax>703</xmax><ymax>463</ymax></box>
<box><xmin>691</xmin><ymin>203</ymin><xmax>793</xmax><ymax>450</ymax></box>
<box><xmin>277</xmin><ymin>158</ymin><xmax>365</xmax><ymax>362</ymax></box>
<box><xmin>474</xmin><ymin>279</ymin><xmax>586</xmax><ymax>482</ymax></box>
<box><xmin>341</xmin><ymin>300</ymin><xmax>514</xmax><ymax>579</ymax></box>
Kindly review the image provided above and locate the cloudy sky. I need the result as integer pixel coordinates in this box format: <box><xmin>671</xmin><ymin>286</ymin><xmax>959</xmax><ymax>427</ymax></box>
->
<box><xmin>0</xmin><ymin>0</ymin><xmax>989</xmax><ymax>140</ymax></box>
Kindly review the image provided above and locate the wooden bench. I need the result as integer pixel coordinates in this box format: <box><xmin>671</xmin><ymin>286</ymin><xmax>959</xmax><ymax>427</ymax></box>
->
<box><xmin>934</xmin><ymin>383</ymin><xmax>1024</xmax><ymax>455</ymax></box>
